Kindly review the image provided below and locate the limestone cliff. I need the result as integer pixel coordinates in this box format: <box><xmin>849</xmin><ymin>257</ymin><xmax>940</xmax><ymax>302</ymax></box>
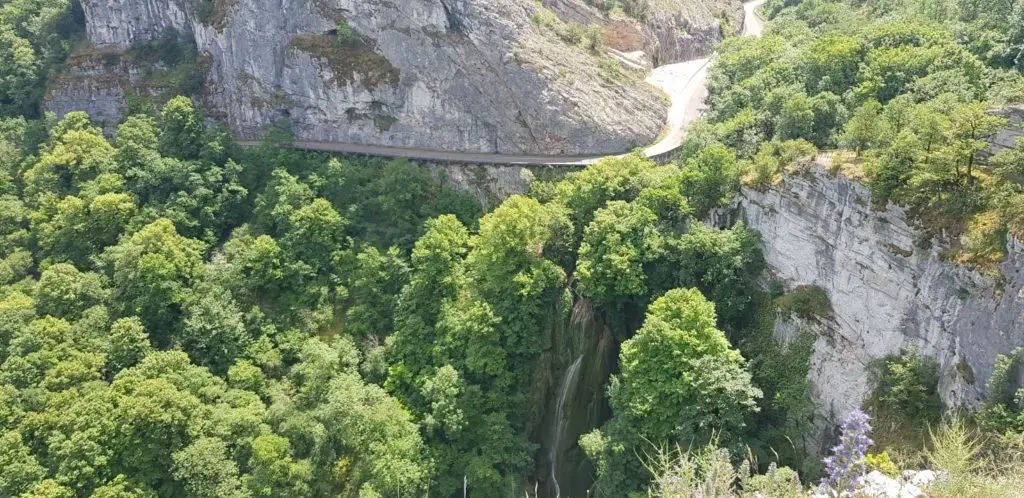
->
<box><xmin>727</xmin><ymin>165</ymin><xmax>1024</xmax><ymax>451</ymax></box>
<box><xmin>53</xmin><ymin>0</ymin><xmax>695</xmax><ymax>155</ymax></box>
<box><xmin>543</xmin><ymin>0</ymin><xmax>742</xmax><ymax>65</ymax></box>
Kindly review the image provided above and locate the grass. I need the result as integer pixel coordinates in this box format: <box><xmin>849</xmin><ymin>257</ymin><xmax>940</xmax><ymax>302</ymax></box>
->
<box><xmin>290</xmin><ymin>33</ymin><xmax>400</xmax><ymax>90</ymax></box>
<box><xmin>925</xmin><ymin>420</ymin><xmax>1024</xmax><ymax>498</ymax></box>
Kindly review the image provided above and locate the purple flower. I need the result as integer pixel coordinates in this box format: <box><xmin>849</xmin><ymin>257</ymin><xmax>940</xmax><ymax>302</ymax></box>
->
<box><xmin>819</xmin><ymin>410</ymin><xmax>874</xmax><ymax>494</ymax></box>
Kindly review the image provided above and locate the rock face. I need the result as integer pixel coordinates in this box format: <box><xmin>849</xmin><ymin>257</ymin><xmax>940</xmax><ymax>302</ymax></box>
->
<box><xmin>732</xmin><ymin>165</ymin><xmax>1024</xmax><ymax>443</ymax></box>
<box><xmin>66</xmin><ymin>0</ymin><xmax>675</xmax><ymax>155</ymax></box>
<box><xmin>542</xmin><ymin>0</ymin><xmax>741</xmax><ymax>65</ymax></box>
<box><xmin>990</xmin><ymin>104</ymin><xmax>1024</xmax><ymax>154</ymax></box>
<box><xmin>45</xmin><ymin>47</ymin><xmax>194</xmax><ymax>137</ymax></box>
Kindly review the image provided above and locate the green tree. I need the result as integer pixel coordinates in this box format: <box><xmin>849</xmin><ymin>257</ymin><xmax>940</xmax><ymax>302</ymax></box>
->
<box><xmin>34</xmin><ymin>263</ymin><xmax>108</xmax><ymax>320</ymax></box>
<box><xmin>179</xmin><ymin>285</ymin><xmax>250</xmax><ymax>373</ymax></box>
<box><xmin>243</xmin><ymin>434</ymin><xmax>312</xmax><ymax>497</ymax></box>
<box><xmin>386</xmin><ymin>215</ymin><xmax>470</xmax><ymax>409</ymax></box>
<box><xmin>106</xmin><ymin>317</ymin><xmax>153</xmax><ymax>372</ymax></box>
<box><xmin>867</xmin><ymin>130</ymin><xmax>922</xmax><ymax>206</ymax></box>
<box><xmin>171</xmin><ymin>438</ymin><xmax>248</xmax><ymax>498</ymax></box>
<box><xmin>91</xmin><ymin>475</ymin><xmax>157</xmax><ymax>498</ymax></box>
<box><xmin>669</xmin><ymin>223</ymin><xmax>764</xmax><ymax>327</ymax></box>
<box><xmin>947</xmin><ymin>102</ymin><xmax>1006</xmax><ymax>181</ymax></box>
<box><xmin>776</xmin><ymin>92</ymin><xmax>816</xmax><ymax>142</ymax></box>
<box><xmin>804</xmin><ymin>33</ymin><xmax>864</xmax><ymax>95</ymax></box>
<box><xmin>681</xmin><ymin>144</ymin><xmax>742</xmax><ymax>217</ymax></box>
<box><xmin>840</xmin><ymin>100</ymin><xmax>890</xmax><ymax>154</ymax></box>
<box><xmin>576</xmin><ymin>200</ymin><xmax>659</xmax><ymax>306</ymax></box>
<box><xmin>612</xmin><ymin>288</ymin><xmax>760</xmax><ymax>442</ymax></box>
<box><xmin>0</xmin><ymin>430</ymin><xmax>47</xmax><ymax>496</ymax></box>
<box><xmin>583</xmin><ymin>288</ymin><xmax>761</xmax><ymax>495</ymax></box>
<box><xmin>338</xmin><ymin>246</ymin><xmax>409</xmax><ymax>341</ymax></box>
<box><xmin>159</xmin><ymin>97</ymin><xmax>205</xmax><ymax>160</ymax></box>
<box><xmin>101</xmin><ymin>219</ymin><xmax>206</xmax><ymax>344</ymax></box>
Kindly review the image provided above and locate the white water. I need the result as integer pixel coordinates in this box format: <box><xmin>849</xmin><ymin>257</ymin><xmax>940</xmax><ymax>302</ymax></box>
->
<box><xmin>550</xmin><ymin>355</ymin><xmax>584</xmax><ymax>498</ymax></box>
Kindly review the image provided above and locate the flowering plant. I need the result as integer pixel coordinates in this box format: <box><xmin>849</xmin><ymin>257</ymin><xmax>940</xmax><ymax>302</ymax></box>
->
<box><xmin>819</xmin><ymin>409</ymin><xmax>874</xmax><ymax>495</ymax></box>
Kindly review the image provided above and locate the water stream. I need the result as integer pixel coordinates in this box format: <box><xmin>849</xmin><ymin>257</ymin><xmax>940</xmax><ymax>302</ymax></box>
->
<box><xmin>550</xmin><ymin>355</ymin><xmax>584</xmax><ymax>498</ymax></box>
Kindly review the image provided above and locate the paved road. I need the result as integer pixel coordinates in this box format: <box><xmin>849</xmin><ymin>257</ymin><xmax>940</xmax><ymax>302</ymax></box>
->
<box><xmin>744</xmin><ymin>0</ymin><xmax>767</xmax><ymax>37</ymax></box>
<box><xmin>243</xmin><ymin>0</ymin><xmax>767</xmax><ymax>166</ymax></box>
<box><xmin>641</xmin><ymin>0</ymin><xmax>765</xmax><ymax>159</ymax></box>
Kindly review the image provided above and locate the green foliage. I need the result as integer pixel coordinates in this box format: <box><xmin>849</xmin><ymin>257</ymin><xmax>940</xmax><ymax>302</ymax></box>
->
<box><xmin>576</xmin><ymin>200</ymin><xmax>659</xmax><ymax>305</ymax></box>
<box><xmin>159</xmin><ymin>97</ymin><xmax>205</xmax><ymax>160</ymax></box>
<box><xmin>734</xmin><ymin>294</ymin><xmax>816</xmax><ymax>477</ymax></box>
<box><xmin>583</xmin><ymin>289</ymin><xmax>761</xmax><ymax>495</ymax></box>
<box><xmin>864</xmin><ymin>348</ymin><xmax>943</xmax><ymax>456</ymax></box>
<box><xmin>868</xmin><ymin>348</ymin><xmax>943</xmax><ymax>423</ymax></box>
<box><xmin>774</xmin><ymin>285</ymin><xmax>833</xmax><ymax>321</ymax></box>
<box><xmin>0</xmin><ymin>0</ymin><xmax>82</xmax><ymax>117</ymax></box>
<box><xmin>669</xmin><ymin>223</ymin><xmax>764</xmax><ymax>327</ymax></box>
<box><xmin>923</xmin><ymin>417</ymin><xmax>1024</xmax><ymax>497</ymax></box>
<box><xmin>681</xmin><ymin>144</ymin><xmax>742</xmax><ymax>217</ymax></box>
<box><xmin>0</xmin><ymin>101</ymin><xmax>486</xmax><ymax>496</ymax></box>
<box><xmin>645</xmin><ymin>442</ymin><xmax>805</xmax><ymax>497</ymax></box>
<box><xmin>709</xmin><ymin>0</ymin><xmax>1024</xmax><ymax>278</ymax></box>
<box><xmin>195</xmin><ymin>0</ymin><xmax>239</xmax><ymax>29</ymax></box>
<box><xmin>978</xmin><ymin>348</ymin><xmax>1024</xmax><ymax>436</ymax></box>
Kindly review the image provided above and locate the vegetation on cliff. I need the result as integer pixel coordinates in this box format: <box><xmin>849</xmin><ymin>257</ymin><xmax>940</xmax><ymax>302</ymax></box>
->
<box><xmin>704</xmin><ymin>0</ymin><xmax>1024</xmax><ymax>275</ymax></box>
<box><xmin>1</xmin><ymin>0</ymin><xmax>1024</xmax><ymax>496</ymax></box>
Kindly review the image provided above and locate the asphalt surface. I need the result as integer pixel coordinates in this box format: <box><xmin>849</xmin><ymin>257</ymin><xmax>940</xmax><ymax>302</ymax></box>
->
<box><xmin>240</xmin><ymin>0</ymin><xmax>768</xmax><ymax>165</ymax></box>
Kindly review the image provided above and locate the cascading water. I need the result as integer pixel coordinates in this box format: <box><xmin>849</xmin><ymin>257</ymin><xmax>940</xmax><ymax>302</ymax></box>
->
<box><xmin>550</xmin><ymin>355</ymin><xmax>584</xmax><ymax>498</ymax></box>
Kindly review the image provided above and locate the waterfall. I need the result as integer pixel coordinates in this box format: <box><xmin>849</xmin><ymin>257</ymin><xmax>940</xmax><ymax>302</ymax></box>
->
<box><xmin>550</xmin><ymin>355</ymin><xmax>584</xmax><ymax>498</ymax></box>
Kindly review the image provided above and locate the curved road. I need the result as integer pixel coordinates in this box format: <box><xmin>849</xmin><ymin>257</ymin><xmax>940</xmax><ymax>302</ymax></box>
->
<box><xmin>245</xmin><ymin>0</ymin><xmax>766</xmax><ymax>166</ymax></box>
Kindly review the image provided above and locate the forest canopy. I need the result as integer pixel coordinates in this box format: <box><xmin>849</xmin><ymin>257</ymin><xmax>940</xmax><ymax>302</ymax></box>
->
<box><xmin>1</xmin><ymin>0</ymin><xmax>1024</xmax><ymax>496</ymax></box>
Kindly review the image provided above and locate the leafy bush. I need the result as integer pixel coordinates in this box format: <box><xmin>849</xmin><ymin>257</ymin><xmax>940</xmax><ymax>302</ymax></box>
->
<box><xmin>865</xmin><ymin>451</ymin><xmax>899</xmax><ymax>477</ymax></box>
<box><xmin>775</xmin><ymin>285</ymin><xmax>833</xmax><ymax>321</ymax></box>
<box><xmin>867</xmin><ymin>348</ymin><xmax>943</xmax><ymax>424</ymax></box>
<box><xmin>0</xmin><ymin>0</ymin><xmax>83</xmax><ymax>117</ymax></box>
<box><xmin>583</xmin><ymin>25</ymin><xmax>604</xmax><ymax>53</ymax></box>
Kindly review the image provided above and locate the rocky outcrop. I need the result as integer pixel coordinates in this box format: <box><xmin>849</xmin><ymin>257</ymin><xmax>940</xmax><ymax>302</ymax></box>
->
<box><xmin>733</xmin><ymin>166</ymin><xmax>1024</xmax><ymax>436</ymax></box>
<box><xmin>542</xmin><ymin>0</ymin><xmax>741</xmax><ymax>65</ymax></box>
<box><xmin>426</xmin><ymin>162</ymin><xmax>575</xmax><ymax>208</ymax></box>
<box><xmin>45</xmin><ymin>52</ymin><xmax>148</xmax><ymax>137</ymax></box>
<box><xmin>64</xmin><ymin>0</ymin><xmax>672</xmax><ymax>155</ymax></box>
<box><xmin>45</xmin><ymin>46</ymin><xmax>203</xmax><ymax>137</ymax></box>
<box><xmin>990</xmin><ymin>104</ymin><xmax>1024</xmax><ymax>154</ymax></box>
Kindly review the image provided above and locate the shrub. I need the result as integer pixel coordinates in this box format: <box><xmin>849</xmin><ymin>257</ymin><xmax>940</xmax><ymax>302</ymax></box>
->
<box><xmin>597</xmin><ymin>58</ymin><xmax>622</xmax><ymax>83</ymax></box>
<box><xmin>865</xmin><ymin>451</ymin><xmax>899</xmax><ymax>477</ymax></box>
<box><xmin>775</xmin><ymin>285</ymin><xmax>833</xmax><ymax>321</ymax></box>
<box><xmin>867</xmin><ymin>348</ymin><xmax>943</xmax><ymax>424</ymax></box>
<box><xmin>620</xmin><ymin>0</ymin><xmax>651</xmax><ymax>20</ymax></box>
<box><xmin>584</xmin><ymin>25</ymin><xmax>604</xmax><ymax>53</ymax></box>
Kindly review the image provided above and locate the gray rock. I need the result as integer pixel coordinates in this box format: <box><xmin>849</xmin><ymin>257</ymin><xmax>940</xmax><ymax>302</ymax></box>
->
<box><xmin>989</xmin><ymin>104</ymin><xmax>1024</xmax><ymax>155</ymax></box>
<box><xmin>733</xmin><ymin>165</ymin><xmax>1024</xmax><ymax>442</ymax></box>
<box><xmin>541</xmin><ymin>0</ymin><xmax>741</xmax><ymax>65</ymax></box>
<box><xmin>44</xmin><ymin>51</ymin><xmax>174</xmax><ymax>136</ymax></box>
<box><xmin>65</xmin><ymin>0</ymin><xmax>686</xmax><ymax>155</ymax></box>
<box><xmin>901</xmin><ymin>470</ymin><xmax>943</xmax><ymax>489</ymax></box>
<box><xmin>860</xmin><ymin>471</ymin><xmax>924</xmax><ymax>498</ymax></box>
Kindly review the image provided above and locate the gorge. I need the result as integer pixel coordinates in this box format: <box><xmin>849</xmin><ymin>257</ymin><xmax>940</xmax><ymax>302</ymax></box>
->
<box><xmin>3</xmin><ymin>0</ymin><xmax>1024</xmax><ymax>495</ymax></box>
